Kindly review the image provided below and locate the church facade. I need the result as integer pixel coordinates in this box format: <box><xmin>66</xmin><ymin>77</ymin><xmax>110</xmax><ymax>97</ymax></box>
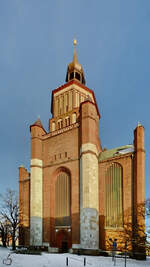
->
<box><xmin>19</xmin><ymin>41</ymin><xmax>145</xmax><ymax>257</ymax></box>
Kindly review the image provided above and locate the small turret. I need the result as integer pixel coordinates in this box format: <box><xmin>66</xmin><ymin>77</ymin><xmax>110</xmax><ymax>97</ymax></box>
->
<box><xmin>30</xmin><ymin>117</ymin><xmax>46</xmax><ymax>137</ymax></box>
<box><xmin>30</xmin><ymin>117</ymin><xmax>44</xmax><ymax>246</ymax></box>
<box><xmin>134</xmin><ymin>122</ymin><xmax>145</xmax><ymax>206</ymax></box>
<box><xmin>133</xmin><ymin>122</ymin><xmax>146</xmax><ymax>259</ymax></box>
<box><xmin>30</xmin><ymin>117</ymin><xmax>46</xmax><ymax>160</ymax></box>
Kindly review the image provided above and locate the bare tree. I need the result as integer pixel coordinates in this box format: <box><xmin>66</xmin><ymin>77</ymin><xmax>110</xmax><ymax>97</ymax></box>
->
<box><xmin>0</xmin><ymin>219</ymin><xmax>7</xmax><ymax>247</ymax></box>
<box><xmin>0</xmin><ymin>189</ymin><xmax>19</xmax><ymax>250</ymax></box>
<box><xmin>123</xmin><ymin>200</ymin><xmax>150</xmax><ymax>259</ymax></box>
<box><xmin>106</xmin><ymin>201</ymin><xmax>149</xmax><ymax>259</ymax></box>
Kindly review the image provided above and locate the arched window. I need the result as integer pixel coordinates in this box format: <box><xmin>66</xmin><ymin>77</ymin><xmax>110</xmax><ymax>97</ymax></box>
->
<box><xmin>70</xmin><ymin>72</ymin><xmax>74</xmax><ymax>80</ymax></box>
<box><xmin>75</xmin><ymin>72</ymin><xmax>81</xmax><ymax>81</ymax></box>
<box><xmin>65</xmin><ymin>117</ymin><xmax>70</xmax><ymax>127</ymax></box>
<box><xmin>55</xmin><ymin>171</ymin><xmax>71</xmax><ymax>226</ymax></box>
<box><xmin>52</xmin><ymin>121</ymin><xmax>55</xmax><ymax>132</ymax></box>
<box><xmin>58</xmin><ymin>119</ymin><xmax>63</xmax><ymax>130</ymax></box>
<box><xmin>72</xmin><ymin>113</ymin><xmax>77</xmax><ymax>124</ymax></box>
<box><xmin>105</xmin><ymin>163</ymin><xmax>123</xmax><ymax>228</ymax></box>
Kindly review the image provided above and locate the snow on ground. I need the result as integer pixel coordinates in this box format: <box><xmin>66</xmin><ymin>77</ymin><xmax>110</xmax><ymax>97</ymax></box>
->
<box><xmin>0</xmin><ymin>247</ymin><xmax>150</xmax><ymax>267</ymax></box>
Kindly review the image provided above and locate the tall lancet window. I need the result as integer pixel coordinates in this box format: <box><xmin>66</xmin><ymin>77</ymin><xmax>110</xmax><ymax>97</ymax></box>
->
<box><xmin>55</xmin><ymin>172</ymin><xmax>71</xmax><ymax>226</ymax></box>
<box><xmin>105</xmin><ymin>163</ymin><xmax>123</xmax><ymax>228</ymax></box>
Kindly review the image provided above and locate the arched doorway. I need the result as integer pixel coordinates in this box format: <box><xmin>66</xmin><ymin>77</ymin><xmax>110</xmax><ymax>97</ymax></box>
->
<box><xmin>54</xmin><ymin>169</ymin><xmax>72</xmax><ymax>251</ymax></box>
<box><xmin>56</xmin><ymin>229</ymin><xmax>71</xmax><ymax>252</ymax></box>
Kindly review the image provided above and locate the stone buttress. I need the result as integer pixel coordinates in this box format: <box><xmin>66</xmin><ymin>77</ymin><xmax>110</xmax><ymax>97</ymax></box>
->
<box><xmin>30</xmin><ymin>119</ymin><xmax>46</xmax><ymax>246</ymax></box>
<box><xmin>80</xmin><ymin>99</ymin><xmax>101</xmax><ymax>249</ymax></box>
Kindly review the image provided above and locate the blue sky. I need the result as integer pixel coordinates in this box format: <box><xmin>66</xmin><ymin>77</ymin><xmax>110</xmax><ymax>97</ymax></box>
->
<box><xmin>0</xmin><ymin>0</ymin><xmax>150</xmax><ymax>201</ymax></box>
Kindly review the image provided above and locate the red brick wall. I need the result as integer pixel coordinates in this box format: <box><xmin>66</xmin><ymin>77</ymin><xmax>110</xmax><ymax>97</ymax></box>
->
<box><xmin>133</xmin><ymin>126</ymin><xmax>145</xmax><ymax>257</ymax></box>
<box><xmin>99</xmin><ymin>154</ymin><xmax>133</xmax><ymax>251</ymax></box>
<box><xmin>19</xmin><ymin>166</ymin><xmax>30</xmax><ymax>246</ymax></box>
<box><xmin>42</xmin><ymin>127</ymin><xmax>80</xmax><ymax>246</ymax></box>
<box><xmin>80</xmin><ymin>101</ymin><xmax>101</xmax><ymax>152</ymax></box>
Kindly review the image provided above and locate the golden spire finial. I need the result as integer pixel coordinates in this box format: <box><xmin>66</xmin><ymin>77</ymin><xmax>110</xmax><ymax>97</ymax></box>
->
<box><xmin>65</xmin><ymin>39</ymin><xmax>86</xmax><ymax>84</ymax></box>
<box><xmin>73</xmin><ymin>39</ymin><xmax>77</xmax><ymax>47</ymax></box>
<box><xmin>73</xmin><ymin>39</ymin><xmax>78</xmax><ymax>63</ymax></box>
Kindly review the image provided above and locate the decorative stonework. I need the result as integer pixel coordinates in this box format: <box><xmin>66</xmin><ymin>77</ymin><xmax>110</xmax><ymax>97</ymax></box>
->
<box><xmin>31</xmin><ymin>159</ymin><xmax>43</xmax><ymax>167</ymax></box>
<box><xmin>30</xmin><ymin>217</ymin><xmax>42</xmax><ymax>246</ymax></box>
<box><xmin>80</xmin><ymin>146</ymin><xmax>99</xmax><ymax>210</ymax></box>
<box><xmin>80</xmin><ymin>143</ymin><xmax>99</xmax><ymax>249</ymax></box>
<box><xmin>43</xmin><ymin>122</ymin><xmax>79</xmax><ymax>139</ymax></box>
<box><xmin>80</xmin><ymin>143</ymin><xmax>99</xmax><ymax>156</ymax></box>
<box><xmin>80</xmin><ymin>208</ymin><xmax>99</xmax><ymax>249</ymax></box>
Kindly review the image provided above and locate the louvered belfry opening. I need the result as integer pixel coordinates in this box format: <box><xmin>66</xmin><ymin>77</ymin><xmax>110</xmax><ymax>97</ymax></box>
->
<box><xmin>55</xmin><ymin>172</ymin><xmax>71</xmax><ymax>226</ymax></box>
<box><xmin>105</xmin><ymin>163</ymin><xmax>123</xmax><ymax>228</ymax></box>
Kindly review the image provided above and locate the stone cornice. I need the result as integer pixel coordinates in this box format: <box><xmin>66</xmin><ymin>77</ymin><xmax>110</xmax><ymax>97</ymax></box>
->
<box><xmin>99</xmin><ymin>152</ymin><xmax>133</xmax><ymax>163</ymax></box>
<box><xmin>80</xmin><ymin>150</ymin><xmax>98</xmax><ymax>159</ymax></box>
<box><xmin>30</xmin><ymin>165</ymin><xmax>43</xmax><ymax>169</ymax></box>
<box><xmin>43</xmin><ymin>122</ymin><xmax>79</xmax><ymax>139</ymax></box>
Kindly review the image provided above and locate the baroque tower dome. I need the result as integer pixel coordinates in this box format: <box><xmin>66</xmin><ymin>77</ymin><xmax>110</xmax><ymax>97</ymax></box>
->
<box><xmin>66</xmin><ymin>40</ymin><xmax>86</xmax><ymax>85</ymax></box>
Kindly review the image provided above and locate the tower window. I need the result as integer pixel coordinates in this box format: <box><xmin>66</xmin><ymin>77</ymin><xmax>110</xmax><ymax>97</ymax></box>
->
<box><xmin>58</xmin><ymin>122</ymin><xmax>60</xmax><ymax>130</ymax></box>
<box><xmin>52</xmin><ymin>122</ymin><xmax>55</xmax><ymax>132</ymax></box>
<box><xmin>72</xmin><ymin>113</ymin><xmax>77</xmax><ymax>123</ymax></box>
<box><xmin>55</xmin><ymin>171</ymin><xmax>71</xmax><ymax>226</ymax></box>
<box><xmin>70</xmin><ymin>72</ymin><xmax>74</xmax><ymax>80</ymax></box>
<box><xmin>58</xmin><ymin>119</ymin><xmax>63</xmax><ymax>130</ymax></box>
<box><xmin>75</xmin><ymin>72</ymin><xmax>80</xmax><ymax>81</ymax></box>
<box><xmin>68</xmin><ymin>117</ymin><xmax>70</xmax><ymax>126</ymax></box>
<box><xmin>65</xmin><ymin>117</ymin><xmax>70</xmax><ymax>127</ymax></box>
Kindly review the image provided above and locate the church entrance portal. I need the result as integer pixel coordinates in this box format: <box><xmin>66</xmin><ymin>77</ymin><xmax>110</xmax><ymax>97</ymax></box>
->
<box><xmin>61</xmin><ymin>241</ymin><xmax>68</xmax><ymax>253</ymax></box>
<box><xmin>56</xmin><ymin>229</ymin><xmax>71</xmax><ymax>253</ymax></box>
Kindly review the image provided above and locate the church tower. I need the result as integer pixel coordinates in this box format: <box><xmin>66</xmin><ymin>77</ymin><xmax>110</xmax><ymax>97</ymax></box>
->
<box><xmin>19</xmin><ymin>41</ymin><xmax>146</xmax><ymax>259</ymax></box>
<box><xmin>48</xmin><ymin>40</ymin><xmax>101</xmax><ymax>251</ymax></box>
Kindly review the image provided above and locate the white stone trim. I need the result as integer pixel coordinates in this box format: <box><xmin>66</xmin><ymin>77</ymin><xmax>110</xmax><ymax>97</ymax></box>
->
<box><xmin>80</xmin><ymin>143</ymin><xmax>98</xmax><ymax>156</ymax></box>
<box><xmin>80</xmin><ymin>143</ymin><xmax>99</xmax><ymax>249</ymax></box>
<box><xmin>80</xmin><ymin>208</ymin><xmax>99</xmax><ymax>249</ymax></box>
<box><xmin>72</xmin><ymin>244</ymin><xmax>81</xmax><ymax>249</ymax></box>
<box><xmin>30</xmin><ymin>159</ymin><xmax>43</xmax><ymax>246</ymax></box>
<box><xmin>80</xmin><ymin>153</ymin><xmax>99</xmax><ymax>210</ymax></box>
<box><xmin>31</xmin><ymin>159</ymin><xmax>43</xmax><ymax>167</ymax></box>
<box><xmin>30</xmin><ymin>217</ymin><xmax>42</xmax><ymax>246</ymax></box>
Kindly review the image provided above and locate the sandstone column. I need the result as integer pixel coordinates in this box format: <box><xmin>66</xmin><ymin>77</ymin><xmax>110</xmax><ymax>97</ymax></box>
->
<box><xmin>80</xmin><ymin>100</ymin><xmax>101</xmax><ymax>249</ymax></box>
<box><xmin>30</xmin><ymin>119</ymin><xmax>45</xmax><ymax>246</ymax></box>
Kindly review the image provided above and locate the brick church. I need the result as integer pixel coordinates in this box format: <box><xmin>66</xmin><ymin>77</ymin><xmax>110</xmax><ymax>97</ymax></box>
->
<box><xmin>19</xmin><ymin>40</ymin><xmax>146</xmax><ymax>257</ymax></box>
